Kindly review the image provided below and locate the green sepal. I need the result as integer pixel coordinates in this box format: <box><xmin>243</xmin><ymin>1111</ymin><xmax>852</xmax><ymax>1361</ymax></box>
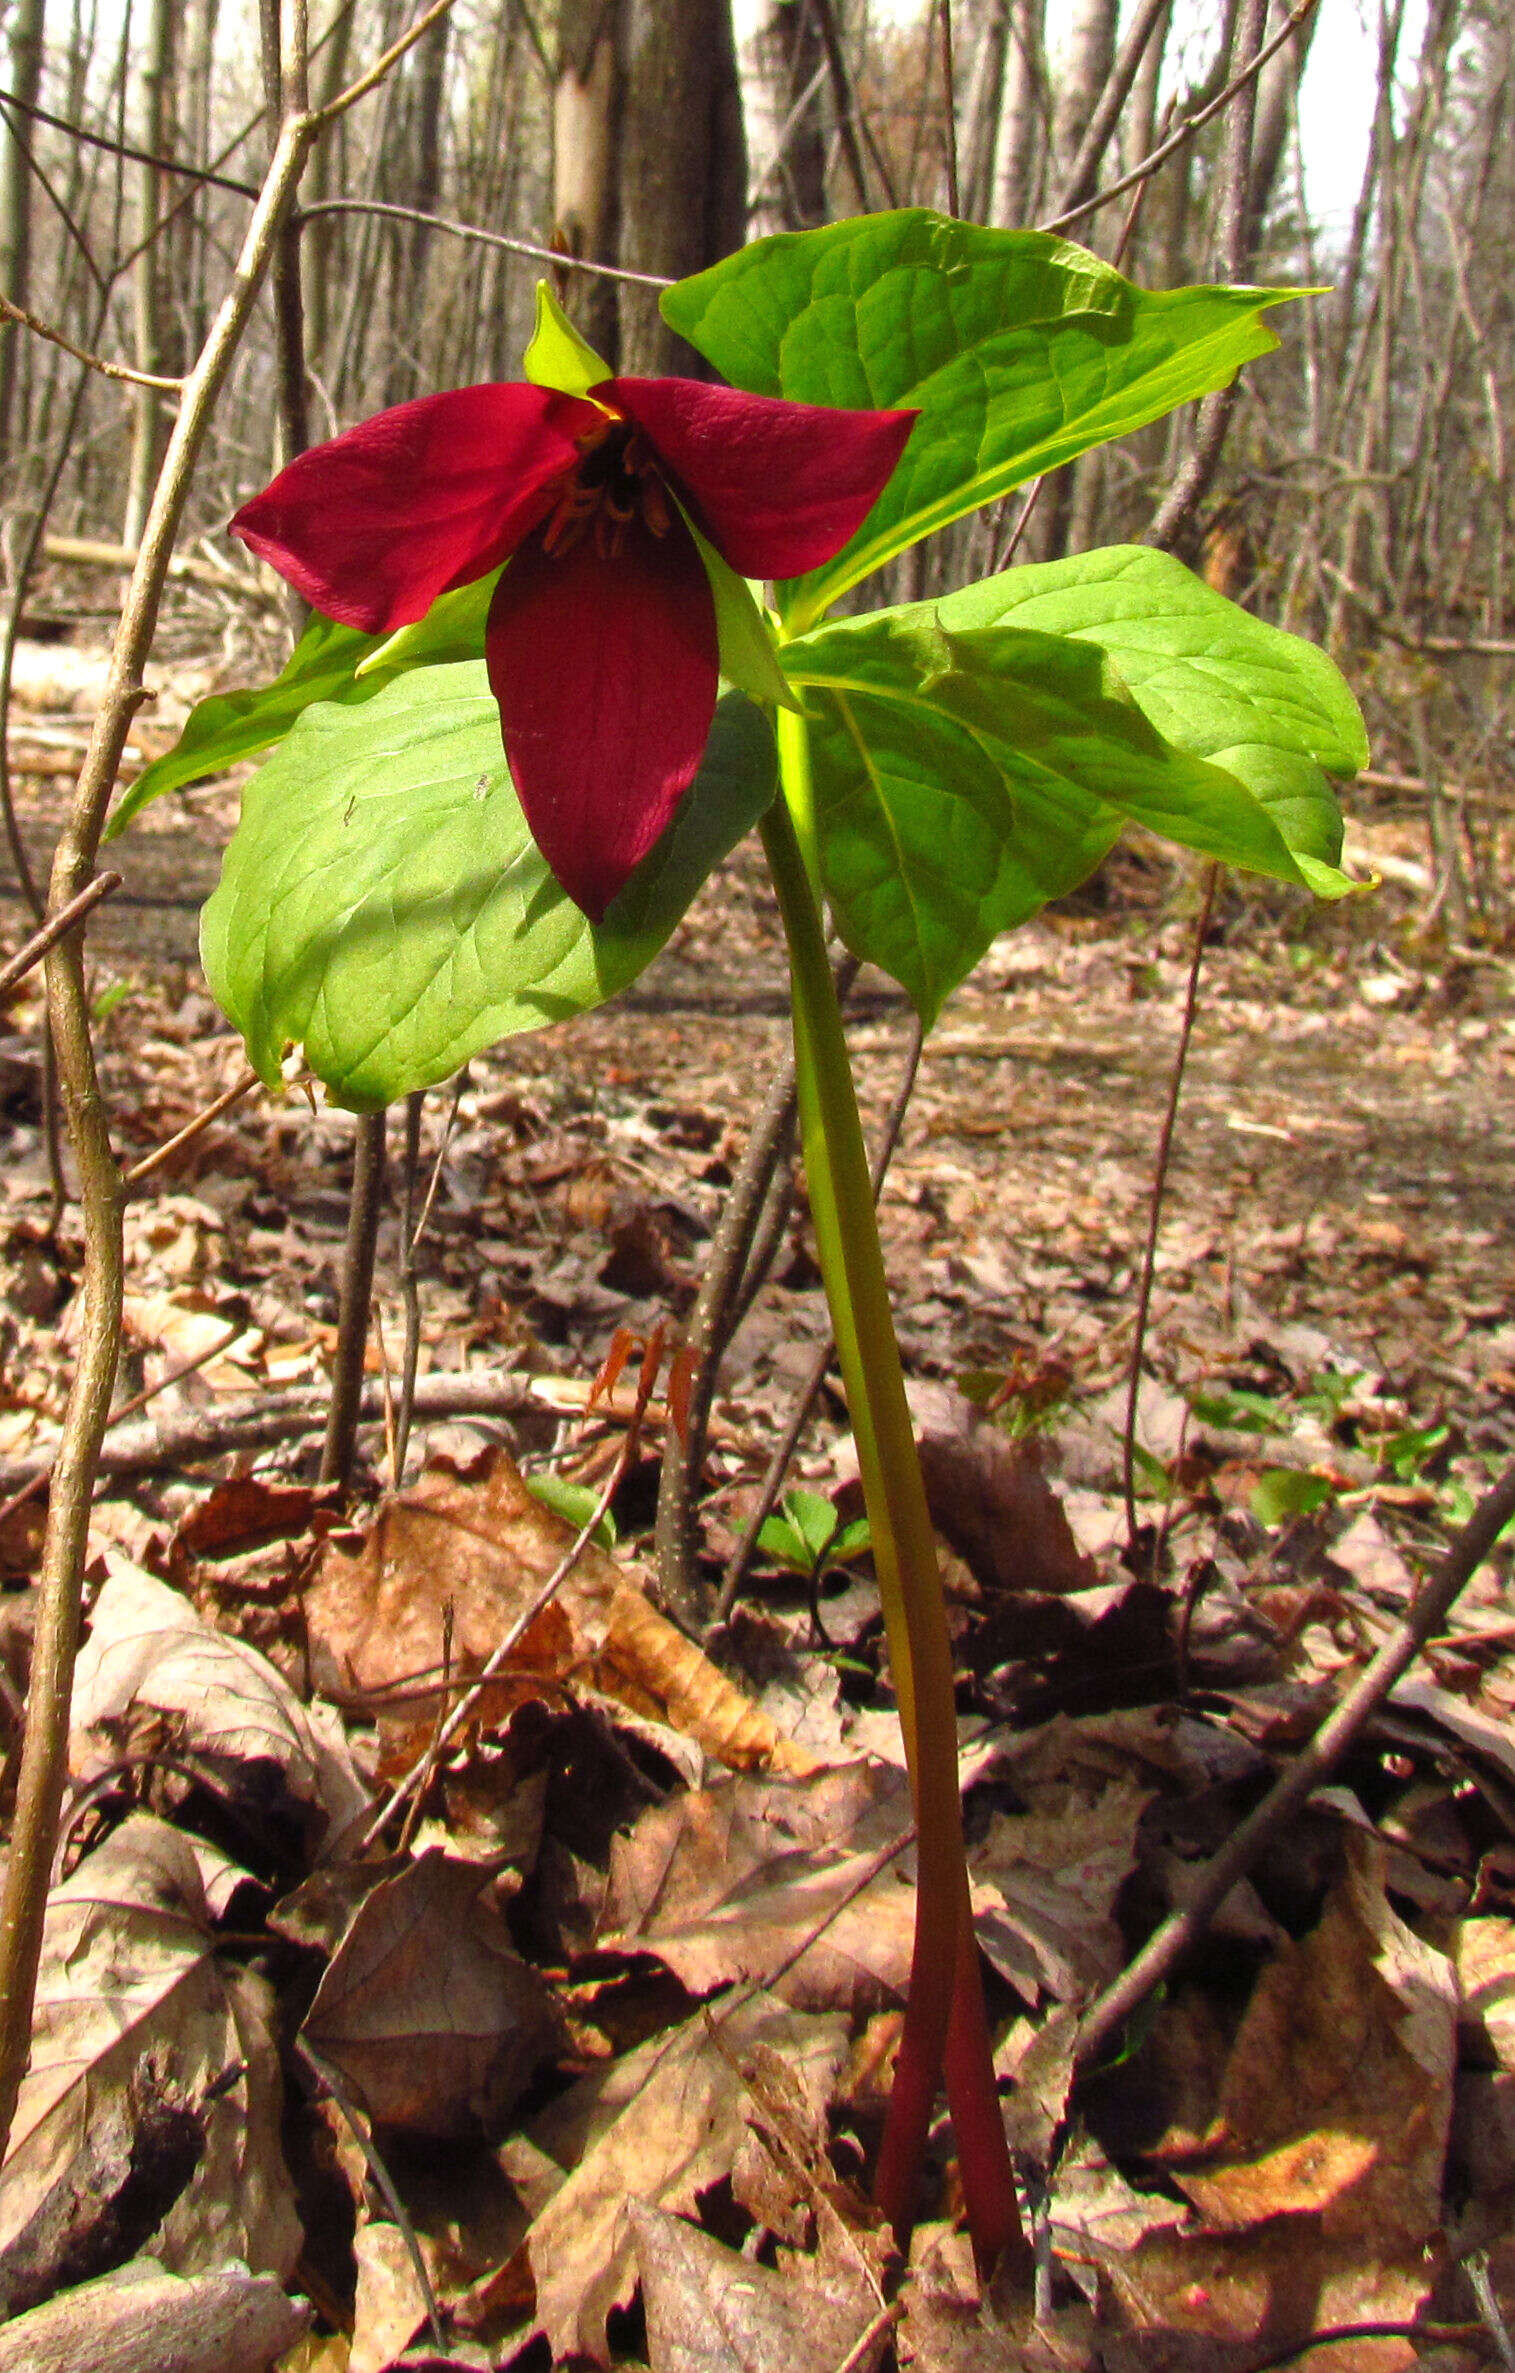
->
<box><xmin>681</xmin><ymin>511</ymin><xmax>801</xmax><ymax>713</ymax></box>
<box><xmin>524</xmin><ymin>279</ymin><xmax>612</xmax><ymax>398</ymax></box>
<box><xmin>355</xmin><ymin>570</ymin><xmax>499</xmax><ymax>680</ymax></box>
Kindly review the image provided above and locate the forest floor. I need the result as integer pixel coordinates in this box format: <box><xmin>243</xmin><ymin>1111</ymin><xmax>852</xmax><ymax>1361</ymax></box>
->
<box><xmin>2</xmin><ymin>654</ymin><xmax>1515</xmax><ymax>2372</ymax></box>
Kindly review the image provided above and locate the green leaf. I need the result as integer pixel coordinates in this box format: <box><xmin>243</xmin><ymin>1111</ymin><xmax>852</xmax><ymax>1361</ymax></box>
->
<box><xmin>111</xmin><ymin>578</ymin><xmax>502</xmax><ymax>835</ymax></box>
<box><xmin>662</xmin><ymin>211</ymin><xmax>1295</xmax><ymax>630</ymax></box>
<box><xmin>354</xmin><ymin>569</ymin><xmax>497</xmax><ymax>680</ymax></box>
<box><xmin>525</xmin><ymin>1472</ymin><xmax>617</xmax><ymax>1549</ymax></box>
<box><xmin>785</xmin><ymin>604</ymin><xmax>1336</xmax><ymax>1023</ymax></box>
<box><xmin>109</xmin><ymin>610</ymin><xmax>386</xmax><ymax>832</ymax></box>
<box><xmin>929</xmin><ymin>546</ymin><xmax>1362</xmax><ymax>887</ymax></box>
<box><xmin>682</xmin><ymin>514</ymin><xmax>802</xmax><ymax>714</ymax></box>
<box><xmin>756</xmin><ymin>1516</ymin><xmax>809</xmax><ymax>1571</ymax></box>
<box><xmin>202</xmin><ymin>664</ymin><xmax>776</xmax><ymax>1109</ymax></box>
<box><xmin>1250</xmin><ymin>1468</ymin><xmax>1335</xmax><ymax>1526</ymax></box>
<box><xmin>783</xmin><ymin>1487</ymin><xmax>844</xmax><ymax>1563</ymax></box>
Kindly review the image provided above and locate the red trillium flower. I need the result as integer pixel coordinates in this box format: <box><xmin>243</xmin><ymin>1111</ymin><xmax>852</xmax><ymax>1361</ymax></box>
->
<box><xmin>230</xmin><ymin>336</ymin><xmax>917</xmax><ymax>919</ymax></box>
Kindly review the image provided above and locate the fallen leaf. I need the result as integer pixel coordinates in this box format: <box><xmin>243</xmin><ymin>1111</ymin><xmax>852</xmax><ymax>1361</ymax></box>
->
<box><xmin>0</xmin><ymin>2258</ymin><xmax>308</xmax><ymax>2373</ymax></box>
<box><xmin>302</xmin><ymin>1447</ymin><xmax>624</xmax><ymax>1733</ymax></box>
<box><xmin>1100</xmin><ymin>2218</ymin><xmax>1435</xmax><ymax>2372</ymax></box>
<box><xmin>597</xmin><ymin>1583</ymin><xmax>820</xmax><ymax>1776</ymax></box>
<box><xmin>907</xmin><ymin>1381</ymin><xmax>1099</xmax><ymax>1597</ymax></box>
<box><xmin>899</xmin><ymin>2227</ymin><xmax>1097</xmax><ymax>2372</ymax></box>
<box><xmin>632</xmin><ymin>2203</ymin><xmax>881</xmax><ymax>2373</ymax></box>
<box><xmin>595</xmin><ymin>1761</ymin><xmax>916</xmax><ymax>2011</ymax></box>
<box><xmin>0</xmin><ymin>1816</ymin><xmax>301</xmax><ymax>2285</ymax></box>
<box><xmin>970</xmin><ymin>1771</ymin><xmax>1152</xmax><ymax>2006</ymax></box>
<box><xmin>1166</xmin><ymin>1832</ymin><xmax>1456</xmax><ymax>2245</ymax></box>
<box><xmin>520</xmin><ymin>1993</ymin><xmax>849</xmax><ymax>2365</ymax></box>
<box><xmin>71</xmin><ymin>1555</ymin><xmax>369</xmax><ymax>1853</ymax></box>
<box><xmin>301</xmin><ymin>1849</ymin><xmax>563</xmax><ymax>2135</ymax></box>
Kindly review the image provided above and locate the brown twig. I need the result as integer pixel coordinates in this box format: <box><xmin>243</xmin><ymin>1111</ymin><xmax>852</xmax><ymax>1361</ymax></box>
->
<box><xmin>1121</xmin><ymin>863</ymin><xmax>1218</xmax><ymax>1547</ymax></box>
<box><xmin>1146</xmin><ymin>0</ymin><xmax>1269</xmax><ymax>553</ymax></box>
<box><xmin>0</xmin><ymin>67</ymin><xmax>323</xmax><ymax>2163</ymax></box>
<box><xmin>655</xmin><ymin>1048</ymin><xmax>799</xmax><ymax>1623</ymax></box>
<box><xmin>318</xmin><ymin>0</ymin><xmax>459</xmax><ymax>123</ymax></box>
<box><xmin>296</xmin><ymin>2038</ymin><xmax>445</xmax><ymax>2355</ymax></box>
<box><xmin>123</xmin><ymin>1067</ymin><xmax>264</xmax><ymax>1187</ymax></box>
<box><xmin>297</xmin><ymin>196</ymin><xmax>676</xmax><ymax>287</ymax></box>
<box><xmin>320</xmin><ymin>1111</ymin><xmax>387</xmax><ymax>1490</ymax></box>
<box><xmin>0</xmin><ymin>1370</ymin><xmax>550</xmax><ymax>1498</ymax></box>
<box><xmin>936</xmin><ymin>0</ymin><xmax>960</xmax><ymax>219</ymax></box>
<box><xmin>0</xmin><ymin>1320</ymin><xmax>247</xmax><ymax>1530</ymax></box>
<box><xmin>1074</xmin><ymin>1451</ymin><xmax>1515</xmax><ymax>2075</ymax></box>
<box><xmin>0</xmin><ymin>292</ymin><xmax>183</xmax><ymax>389</ymax></box>
<box><xmin>1038</xmin><ymin>0</ymin><xmax>1318</xmax><ymax>239</ymax></box>
<box><xmin>0</xmin><ymin>79</ymin><xmax>262</xmax><ymax>196</ymax></box>
<box><xmin>0</xmin><ymin>874</ymin><xmax>121</xmax><ymax>1000</ymax></box>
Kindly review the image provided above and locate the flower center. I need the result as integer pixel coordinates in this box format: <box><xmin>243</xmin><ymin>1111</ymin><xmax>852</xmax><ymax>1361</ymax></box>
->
<box><xmin>540</xmin><ymin>420</ymin><xmax>674</xmax><ymax>562</ymax></box>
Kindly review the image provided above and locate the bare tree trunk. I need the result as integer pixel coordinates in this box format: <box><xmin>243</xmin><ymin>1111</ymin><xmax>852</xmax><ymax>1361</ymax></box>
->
<box><xmin>988</xmin><ymin>0</ymin><xmax>1044</xmax><ymax>226</ymax></box>
<box><xmin>122</xmin><ymin>0</ymin><xmax>176</xmax><ymax>547</ymax></box>
<box><xmin>553</xmin><ymin>0</ymin><xmax>744</xmax><ymax>375</ymax></box>
<box><xmin>1237</xmin><ymin>0</ymin><xmax>1319</xmax><ymax>268</ymax></box>
<box><xmin>741</xmin><ymin>0</ymin><xmax>828</xmax><ymax>236</ymax></box>
<box><xmin>553</xmin><ymin>0</ymin><xmax>621</xmax><ymax>359</ymax></box>
<box><xmin>1050</xmin><ymin>0</ymin><xmax>1117</xmax><ymax>185</ymax></box>
<box><xmin>0</xmin><ymin>0</ymin><xmax>48</xmax><ymax>459</ymax></box>
<box><xmin>384</xmin><ymin>9</ymin><xmax>449</xmax><ymax>403</ymax></box>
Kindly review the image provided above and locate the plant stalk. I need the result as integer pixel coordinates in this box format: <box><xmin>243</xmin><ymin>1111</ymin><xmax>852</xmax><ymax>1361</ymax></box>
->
<box><xmin>760</xmin><ymin>714</ymin><xmax>1026</xmax><ymax>2272</ymax></box>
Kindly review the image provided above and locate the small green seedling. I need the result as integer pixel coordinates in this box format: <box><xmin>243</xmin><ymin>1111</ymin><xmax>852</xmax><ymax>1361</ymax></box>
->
<box><xmin>758</xmin><ymin>1485</ymin><xmax>871</xmax><ymax>1646</ymax></box>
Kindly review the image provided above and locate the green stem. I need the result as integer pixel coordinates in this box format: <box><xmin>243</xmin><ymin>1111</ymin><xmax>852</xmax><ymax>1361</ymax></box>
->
<box><xmin>761</xmin><ymin>714</ymin><xmax>1026</xmax><ymax>2271</ymax></box>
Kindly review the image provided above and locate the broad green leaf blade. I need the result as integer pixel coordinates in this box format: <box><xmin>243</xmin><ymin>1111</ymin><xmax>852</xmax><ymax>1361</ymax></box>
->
<box><xmin>202</xmin><ymin>664</ymin><xmax>776</xmax><ymax>1110</ymax></box>
<box><xmin>930</xmin><ymin>545</ymin><xmax>1363</xmax><ymax>884</ymax></box>
<box><xmin>662</xmin><ymin>211</ymin><xmax>1294</xmax><ymax>631</ymax></box>
<box><xmin>111</xmin><ymin>579</ymin><xmax>500</xmax><ymax>835</ymax></box>
<box><xmin>785</xmin><ymin>607</ymin><xmax>1339</xmax><ymax>1023</ymax></box>
<box><xmin>109</xmin><ymin>611</ymin><xmax>384</xmax><ymax>832</ymax></box>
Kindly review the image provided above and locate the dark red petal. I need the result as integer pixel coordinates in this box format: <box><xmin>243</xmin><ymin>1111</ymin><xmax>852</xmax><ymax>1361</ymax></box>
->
<box><xmin>486</xmin><ymin>514</ymin><xmax>718</xmax><ymax>921</ymax></box>
<box><xmin>230</xmin><ymin>384</ymin><xmax>601</xmax><ymax>633</ymax></box>
<box><xmin>604</xmin><ymin>377</ymin><xmax>918</xmax><ymax>580</ymax></box>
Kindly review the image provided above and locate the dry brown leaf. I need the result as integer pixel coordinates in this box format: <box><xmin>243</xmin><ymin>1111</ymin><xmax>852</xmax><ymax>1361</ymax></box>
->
<box><xmin>302</xmin><ymin>1447</ymin><xmax>623</xmax><ymax>1731</ymax></box>
<box><xmin>1100</xmin><ymin>2217</ymin><xmax>1436</xmax><ymax>2373</ymax></box>
<box><xmin>596</xmin><ymin>1760</ymin><xmax>916</xmax><ymax>2011</ymax></box>
<box><xmin>519</xmin><ymin>1993</ymin><xmax>849</xmax><ymax>2365</ymax></box>
<box><xmin>1168</xmin><ymin>1831</ymin><xmax>1456</xmax><ymax>2245</ymax></box>
<box><xmin>632</xmin><ymin>2203</ymin><xmax>882</xmax><ymax>2373</ymax></box>
<box><xmin>301</xmin><ymin>1849</ymin><xmax>562</xmax><ymax>2135</ymax></box>
<box><xmin>122</xmin><ymin>1286</ymin><xmax>261</xmax><ymax>1394</ymax></box>
<box><xmin>970</xmin><ymin>1771</ymin><xmax>1152</xmax><ymax>2006</ymax></box>
<box><xmin>0</xmin><ymin>1816</ymin><xmax>301</xmax><ymax>2287</ymax></box>
<box><xmin>1456</xmin><ymin>1915</ymin><xmax>1515</xmax><ymax>2069</ymax></box>
<box><xmin>908</xmin><ymin>1382</ymin><xmax>1098</xmax><ymax>1597</ymax></box>
<box><xmin>597</xmin><ymin>1583</ymin><xmax>820</xmax><ymax>1776</ymax></box>
<box><xmin>70</xmin><ymin>1555</ymin><xmax>369</xmax><ymax>1851</ymax></box>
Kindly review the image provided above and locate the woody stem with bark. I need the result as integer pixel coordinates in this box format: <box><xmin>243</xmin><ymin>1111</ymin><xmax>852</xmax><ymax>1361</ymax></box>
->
<box><xmin>0</xmin><ymin>95</ymin><xmax>319</xmax><ymax>2165</ymax></box>
<box><xmin>760</xmin><ymin>712</ymin><xmax>1027</xmax><ymax>2274</ymax></box>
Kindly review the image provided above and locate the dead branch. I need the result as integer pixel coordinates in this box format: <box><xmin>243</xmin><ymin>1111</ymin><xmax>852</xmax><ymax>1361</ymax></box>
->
<box><xmin>0</xmin><ymin>1371</ymin><xmax>554</xmax><ymax>1496</ymax></box>
<box><xmin>0</xmin><ymin>2259</ymin><xmax>306</xmax><ymax>2373</ymax></box>
<box><xmin>0</xmin><ymin>872</ymin><xmax>119</xmax><ymax>999</ymax></box>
